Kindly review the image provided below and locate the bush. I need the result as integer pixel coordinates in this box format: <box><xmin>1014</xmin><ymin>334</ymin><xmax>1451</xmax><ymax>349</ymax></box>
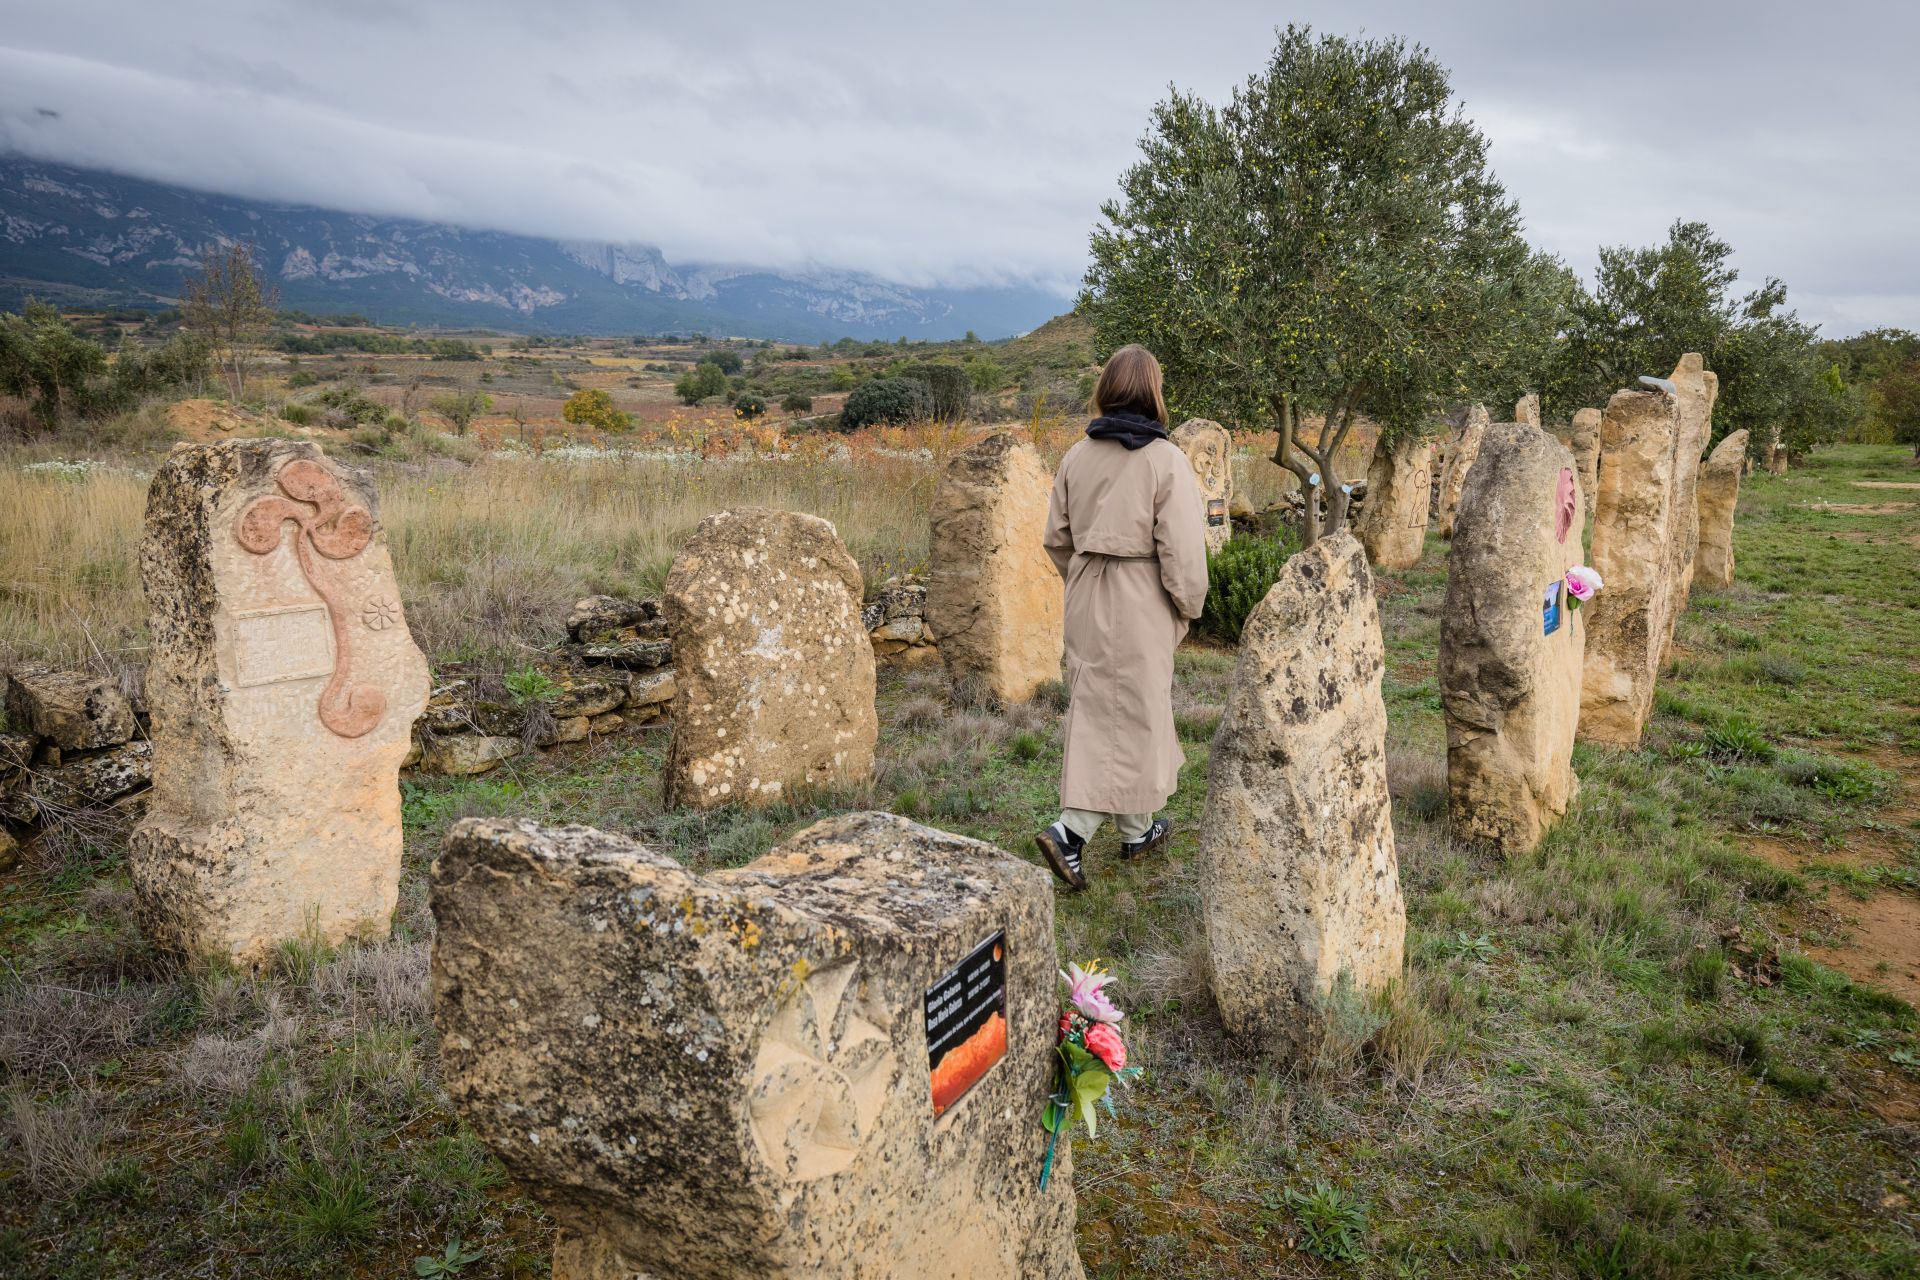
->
<box><xmin>280</xmin><ymin>403</ymin><xmax>312</xmax><ymax>425</ymax></box>
<box><xmin>310</xmin><ymin>384</ymin><xmax>386</xmax><ymax>429</ymax></box>
<box><xmin>674</xmin><ymin>362</ymin><xmax>729</xmax><ymax>404</ymax></box>
<box><xmin>734</xmin><ymin>393</ymin><xmax>767</xmax><ymax>420</ymax></box>
<box><xmin>780</xmin><ymin>392</ymin><xmax>813</xmax><ymax>414</ymax></box>
<box><xmin>562</xmin><ymin>388</ymin><xmax>632</xmax><ymax>432</ymax></box>
<box><xmin>840</xmin><ymin>377</ymin><xmax>930</xmax><ymax>431</ymax></box>
<box><xmin>1198</xmin><ymin>531</ymin><xmax>1299</xmax><ymax>643</ymax></box>
<box><xmin>900</xmin><ymin>365</ymin><xmax>971</xmax><ymax>421</ymax></box>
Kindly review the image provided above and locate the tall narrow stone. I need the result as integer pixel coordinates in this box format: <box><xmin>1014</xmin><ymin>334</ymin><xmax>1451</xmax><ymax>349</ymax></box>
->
<box><xmin>1570</xmin><ymin>407</ymin><xmax>1602</xmax><ymax>511</ymax></box>
<box><xmin>432</xmin><ymin>810</ymin><xmax>1084</xmax><ymax>1280</ymax></box>
<box><xmin>1694</xmin><ymin>429</ymin><xmax>1750</xmax><ymax>591</ymax></box>
<box><xmin>1198</xmin><ymin>532</ymin><xmax>1404</xmax><ymax>1055</ymax></box>
<box><xmin>1440</xmin><ymin>426</ymin><xmax>1587</xmax><ymax>853</ymax></box>
<box><xmin>663</xmin><ymin>508</ymin><xmax>877</xmax><ymax>809</ymax></box>
<box><xmin>1514</xmin><ymin>393</ymin><xmax>1541</xmax><ymax>428</ymax></box>
<box><xmin>130</xmin><ymin>441</ymin><xmax>429</xmax><ymax>963</ymax></box>
<box><xmin>1354</xmin><ymin>432</ymin><xmax>1433</xmax><ymax>570</ymax></box>
<box><xmin>1171</xmin><ymin>418</ymin><xmax>1234</xmax><ymax>551</ymax></box>
<box><xmin>1437</xmin><ymin>404</ymin><xmax>1490</xmax><ymax>538</ymax></box>
<box><xmin>1666</xmin><ymin>353</ymin><xmax>1721</xmax><ymax>614</ymax></box>
<box><xmin>926</xmin><ymin>433</ymin><xmax>1064</xmax><ymax>703</ymax></box>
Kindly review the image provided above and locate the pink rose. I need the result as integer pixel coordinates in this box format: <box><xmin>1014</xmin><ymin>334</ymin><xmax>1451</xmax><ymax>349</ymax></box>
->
<box><xmin>1565</xmin><ymin>564</ymin><xmax>1603</xmax><ymax>602</ymax></box>
<box><xmin>1084</xmin><ymin>1022</ymin><xmax>1127</xmax><ymax>1072</ymax></box>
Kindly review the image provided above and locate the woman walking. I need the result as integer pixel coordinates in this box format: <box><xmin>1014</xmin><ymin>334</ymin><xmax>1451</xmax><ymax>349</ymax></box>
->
<box><xmin>1035</xmin><ymin>345</ymin><xmax>1208</xmax><ymax>891</ymax></box>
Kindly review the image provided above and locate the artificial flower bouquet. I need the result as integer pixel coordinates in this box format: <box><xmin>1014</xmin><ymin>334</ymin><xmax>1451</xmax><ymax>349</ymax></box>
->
<box><xmin>1564</xmin><ymin>564</ymin><xmax>1604</xmax><ymax>610</ymax></box>
<box><xmin>1040</xmin><ymin>961</ymin><xmax>1141</xmax><ymax>1187</ymax></box>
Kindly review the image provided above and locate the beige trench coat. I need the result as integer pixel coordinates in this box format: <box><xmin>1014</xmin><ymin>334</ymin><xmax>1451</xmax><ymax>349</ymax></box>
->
<box><xmin>1043</xmin><ymin>436</ymin><xmax>1209</xmax><ymax>814</ymax></box>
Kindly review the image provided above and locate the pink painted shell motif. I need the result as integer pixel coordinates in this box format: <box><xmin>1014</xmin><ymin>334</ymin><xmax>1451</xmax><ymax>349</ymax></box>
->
<box><xmin>235</xmin><ymin>459</ymin><xmax>388</xmax><ymax>738</ymax></box>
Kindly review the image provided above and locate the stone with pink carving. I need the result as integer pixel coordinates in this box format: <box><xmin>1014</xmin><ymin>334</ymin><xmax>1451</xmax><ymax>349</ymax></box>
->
<box><xmin>131</xmin><ymin>440</ymin><xmax>429</xmax><ymax>964</ymax></box>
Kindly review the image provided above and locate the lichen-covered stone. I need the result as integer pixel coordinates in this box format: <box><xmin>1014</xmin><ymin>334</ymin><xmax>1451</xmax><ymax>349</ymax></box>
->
<box><xmin>431</xmin><ymin>810</ymin><xmax>1084</xmax><ymax>1280</ymax></box>
<box><xmin>1171</xmin><ymin>418</ymin><xmax>1234</xmax><ymax>552</ymax></box>
<box><xmin>4</xmin><ymin>666</ymin><xmax>137</xmax><ymax>751</ymax></box>
<box><xmin>36</xmin><ymin>740</ymin><xmax>153</xmax><ymax>809</ymax></box>
<box><xmin>1695</xmin><ymin>429</ymin><xmax>1750</xmax><ymax>591</ymax></box>
<box><xmin>568</xmin><ymin>595</ymin><xmax>659</xmax><ymax>642</ymax></box>
<box><xmin>1437</xmin><ymin>404</ymin><xmax>1490</xmax><ymax>539</ymax></box>
<box><xmin>1354</xmin><ymin>433</ymin><xmax>1433</xmax><ymax>570</ymax></box>
<box><xmin>1514</xmin><ymin>393</ymin><xmax>1541</xmax><ymax>428</ymax></box>
<box><xmin>664</xmin><ymin>508</ymin><xmax>877</xmax><ymax>809</ymax></box>
<box><xmin>1665</xmin><ymin>353</ymin><xmax>1721</xmax><ymax>615</ymax></box>
<box><xmin>420</xmin><ymin>733</ymin><xmax>521</xmax><ymax>776</ymax></box>
<box><xmin>624</xmin><ymin>668</ymin><xmax>676</xmax><ymax>710</ymax></box>
<box><xmin>130</xmin><ymin>440</ymin><xmax>429</xmax><ymax>964</ymax></box>
<box><xmin>0</xmin><ymin>731</ymin><xmax>34</xmax><ymax>778</ymax></box>
<box><xmin>1570</xmin><ymin>408</ymin><xmax>1602</xmax><ymax>512</ymax></box>
<box><xmin>1198</xmin><ymin>532</ymin><xmax>1404</xmax><ymax>1055</ymax></box>
<box><xmin>1440</xmin><ymin>427</ymin><xmax>1586</xmax><ymax>853</ymax></box>
<box><xmin>926</xmin><ymin>433</ymin><xmax>1063</xmax><ymax>705</ymax></box>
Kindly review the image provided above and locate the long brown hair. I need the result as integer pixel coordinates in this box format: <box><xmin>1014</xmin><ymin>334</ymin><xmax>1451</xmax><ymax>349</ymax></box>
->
<box><xmin>1089</xmin><ymin>344</ymin><xmax>1169</xmax><ymax>425</ymax></box>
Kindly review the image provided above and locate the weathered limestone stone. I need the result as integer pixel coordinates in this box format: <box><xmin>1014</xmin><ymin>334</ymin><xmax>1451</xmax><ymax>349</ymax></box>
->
<box><xmin>36</xmin><ymin>740</ymin><xmax>153</xmax><ymax>809</ymax></box>
<box><xmin>624</xmin><ymin>668</ymin><xmax>677</xmax><ymax>710</ymax></box>
<box><xmin>1579</xmin><ymin>379</ymin><xmax>1685</xmax><ymax>748</ymax></box>
<box><xmin>1570</xmin><ymin>407</ymin><xmax>1602</xmax><ymax>511</ymax></box>
<box><xmin>1666</xmin><ymin>353</ymin><xmax>1721</xmax><ymax>615</ymax></box>
<box><xmin>926</xmin><ymin>433</ymin><xmax>1063</xmax><ymax>704</ymax></box>
<box><xmin>1354</xmin><ymin>432</ymin><xmax>1433</xmax><ymax>570</ymax></box>
<box><xmin>432</xmin><ymin>810</ymin><xmax>1084</xmax><ymax>1280</ymax></box>
<box><xmin>1198</xmin><ymin>532</ymin><xmax>1404</xmax><ymax>1054</ymax></box>
<box><xmin>1766</xmin><ymin>429</ymin><xmax>1788</xmax><ymax>475</ymax></box>
<box><xmin>0</xmin><ymin>826</ymin><xmax>18</xmax><ymax>873</ymax></box>
<box><xmin>130</xmin><ymin>440</ymin><xmax>429</xmax><ymax>964</ymax></box>
<box><xmin>421</xmin><ymin>733</ymin><xmax>522</xmax><ymax>776</ymax></box>
<box><xmin>1514</xmin><ymin>393</ymin><xmax>1541</xmax><ymax>428</ymax></box>
<box><xmin>664</xmin><ymin>508</ymin><xmax>877</xmax><ymax>809</ymax></box>
<box><xmin>4</xmin><ymin>667</ymin><xmax>136</xmax><ymax>751</ymax></box>
<box><xmin>1695</xmin><ymin>429</ymin><xmax>1750</xmax><ymax>591</ymax></box>
<box><xmin>1171</xmin><ymin>418</ymin><xmax>1234</xmax><ymax>551</ymax></box>
<box><xmin>1437</xmin><ymin>404</ymin><xmax>1491</xmax><ymax>538</ymax></box>
<box><xmin>1440</xmin><ymin>427</ymin><xmax>1587</xmax><ymax>853</ymax></box>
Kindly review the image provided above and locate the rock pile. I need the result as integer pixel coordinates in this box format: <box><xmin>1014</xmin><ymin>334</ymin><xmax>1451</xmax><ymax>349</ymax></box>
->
<box><xmin>1</xmin><ymin>667</ymin><xmax>153</xmax><ymax>866</ymax></box>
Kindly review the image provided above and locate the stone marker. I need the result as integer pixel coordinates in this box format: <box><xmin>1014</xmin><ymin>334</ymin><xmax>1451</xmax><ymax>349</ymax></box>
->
<box><xmin>432</xmin><ymin>810</ymin><xmax>1084</xmax><ymax>1280</ymax></box>
<box><xmin>1665</xmin><ymin>353</ymin><xmax>1721</xmax><ymax>616</ymax></box>
<box><xmin>1437</xmin><ymin>404</ymin><xmax>1491</xmax><ymax>538</ymax></box>
<box><xmin>1171</xmin><ymin>418</ymin><xmax>1234</xmax><ymax>552</ymax></box>
<box><xmin>1440</xmin><ymin>426</ymin><xmax>1587</xmax><ymax>853</ymax></box>
<box><xmin>1198</xmin><ymin>531</ymin><xmax>1404</xmax><ymax>1054</ymax></box>
<box><xmin>1694</xmin><ymin>429</ymin><xmax>1750</xmax><ymax>591</ymax></box>
<box><xmin>1353</xmin><ymin>432</ymin><xmax>1433</xmax><ymax>570</ymax></box>
<box><xmin>1766</xmin><ymin>427</ymin><xmax>1788</xmax><ymax>475</ymax></box>
<box><xmin>1514</xmin><ymin>393</ymin><xmax>1541</xmax><ymax>428</ymax></box>
<box><xmin>1570</xmin><ymin>407</ymin><xmax>1602</xmax><ymax>511</ymax></box>
<box><xmin>130</xmin><ymin>441</ymin><xmax>429</xmax><ymax>963</ymax></box>
<box><xmin>663</xmin><ymin>508</ymin><xmax>877</xmax><ymax>810</ymax></box>
<box><xmin>926</xmin><ymin>433</ymin><xmax>1064</xmax><ymax>704</ymax></box>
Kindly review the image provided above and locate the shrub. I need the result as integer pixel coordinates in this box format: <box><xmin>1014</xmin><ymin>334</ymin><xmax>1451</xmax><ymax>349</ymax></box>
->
<box><xmin>673</xmin><ymin>362</ymin><xmax>728</xmax><ymax>404</ymax></box>
<box><xmin>311</xmin><ymin>384</ymin><xmax>386</xmax><ymax>429</ymax></box>
<box><xmin>840</xmin><ymin>377</ymin><xmax>930</xmax><ymax>431</ymax></box>
<box><xmin>280</xmin><ymin>403</ymin><xmax>312</xmax><ymax>425</ymax></box>
<box><xmin>900</xmin><ymin>365</ymin><xmax>971</xmax><ymax>421</ymax></box>
<box><xmin>1197</xmin><ymin>531</ymin><xmax>1299</xmax><ymax>643</ymax></box>
<box><xmin>734</xmin><ymin>393</ymin><xmax>767</xmax><ymax>420</ymax></box>
<box><xmin>780</xmin><ymin>392</ymin><xmax>813</xmax><ymax>414</ymax></box>
<box><xmin>562</xmin><ymin>388</ymin><xmax>632</xmax><ymax>432</ymax></box>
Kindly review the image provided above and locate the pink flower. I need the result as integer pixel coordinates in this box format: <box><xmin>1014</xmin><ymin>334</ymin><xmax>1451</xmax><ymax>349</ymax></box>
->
<box><xmin>1084</xmin><ymin>1022</ymin><xmax>1127</xmax><ymax>1072</ymax></box>
<box><xmin>1060</xmin><ymin>961</ymin><xmax>1124</xmax><ymax>1025</ymax></box>
<box><xmin>1565</xmin><ymin>564</ymin><xmax>1604</xmax><ymax>602</ymax></box>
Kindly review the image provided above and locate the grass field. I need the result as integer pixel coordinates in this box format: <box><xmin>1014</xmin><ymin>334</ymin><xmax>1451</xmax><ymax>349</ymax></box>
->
<box><xmin>2</xmin><ymin>443</ymin><xmax>1917</xmax><ymax>1278</ymax></box>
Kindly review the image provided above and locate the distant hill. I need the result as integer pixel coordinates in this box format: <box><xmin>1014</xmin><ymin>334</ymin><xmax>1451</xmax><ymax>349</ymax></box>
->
<box><xmin>0</xmin><ymin>158</ymin><xmax>1066</xmax><ymax>342</ymax></box>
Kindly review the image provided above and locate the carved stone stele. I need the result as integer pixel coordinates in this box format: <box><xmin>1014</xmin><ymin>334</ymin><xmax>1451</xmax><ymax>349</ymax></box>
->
<box><xmin>1354</xmin><ymin>432</ymin><xmax>1433</xmax><ymax>570</ymax></box>
<box><xmin>431</xmin><ymin>811</ymin><xmax>1085</xmax><ymax>1280</ymax></box>
<box><xmin>129</xmin><ymin>441</ymin><xmax>427</xmax><ymax>964</ymax></box>
<box><xmin>1170</xmin><ymin>418</ymin><xmax>1233</xmax><ymax>552</ymax></box>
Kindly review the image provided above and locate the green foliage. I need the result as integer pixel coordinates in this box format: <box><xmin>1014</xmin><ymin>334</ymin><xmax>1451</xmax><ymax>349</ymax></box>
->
<box><xmin>702</xmin><ymin>348</ymin><xmax>744</xmax><ymax>374</ymax></box>
<box><xmin>561</xmin><ymin>387</ymin><xmax>632</xmax><ymax>432</ymax></box>
<box><xmin>428</xmin><ymin>390</ymin><xmax>492</xmax><ymax>436</ymax></box>
<box><xmin>839</xmin><ymin>377</ymin><xmax>930</xmax><ymax>430</ymax></box>
<box><xmin>779</xmin><ymin>391</ymin><xmax>813</xmax><ymax>413</ymax></box>
<box><xmin>733</xmin><ymin>392</ymin><xmax>767</xmax><ymax>420</ymax></box>
<box><xmin>0</xmin><ymin>298</ymin><xmax>109</xmax><ymax>425</ymax></box>
<box><xmin>674</xmin><ymin>362</ymin><xmax>729</xmax><ymax>404</ymax></box>
<box><xmin>1197</xmin><ymin>530</ymin><xmax>1299</xmax><ymax>643</ymax></box>
<box><xmin>414</xmin><ymin>1238</ymin><xmax>483</xmax><ymax>1277</ymax></box>
<box><xmin>503</xmin><ymin>667</ymin><xmax>557</xmax><ymax>704</ymax></box>
<box><xmin>899</xmin><ymin>364</ymin><xmax>971</xmax><ymax>421</ymax></box>
<box><xmin>963</xmin><ymin>352</ymin><xmax>1005</xmax><ymax>393</ymax></box>
<box><xmin>311</xmin><ymin>384</ymin><xmax>387</xmax><ymax>428</ymax></box>
<box><xmin>1284</xmin><ymin>1181</ymin><xmax>1369</xmax><ymax>1263</ymax></box>
<box><xmin>1874</xmin><ymin>357</ymin><xmax>1920</xmax><ymax>455</ymax></box>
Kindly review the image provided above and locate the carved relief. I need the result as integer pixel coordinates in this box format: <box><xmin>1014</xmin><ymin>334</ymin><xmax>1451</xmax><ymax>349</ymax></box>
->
<box><xmin>235</xmin><ymin>459</ymin><xmax>387</xmax><ymax>738</ymax></box>
<box><xmin>1407</xmin><ymin>465</ymin><xmax>1431</xmax><ymax>530</ymax></box>
<box><xmin>749</xmin><ymin>961</ymin><xmax>895</xmax><ymax>1184</ymax></box>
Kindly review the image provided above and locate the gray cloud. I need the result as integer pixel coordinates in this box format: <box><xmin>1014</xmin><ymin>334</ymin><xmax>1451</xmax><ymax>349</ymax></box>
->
<box><xmin>0</xmin><ymin>0</ymin><xmax>1913</xmax><ymax>332</ymax></box>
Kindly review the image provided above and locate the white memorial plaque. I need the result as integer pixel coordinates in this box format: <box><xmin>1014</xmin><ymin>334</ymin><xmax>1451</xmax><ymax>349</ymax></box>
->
<box><xmin>230</xmin><ymin>603</ymin><xmax>336</xmax><ymax>687</ymax></box>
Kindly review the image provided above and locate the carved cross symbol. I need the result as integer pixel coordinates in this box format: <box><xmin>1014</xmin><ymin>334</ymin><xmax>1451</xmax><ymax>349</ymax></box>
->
<box><xmin>235</xmin><ymin>459</ymin><xmax>388</xmax><ymax>738</ymax></box>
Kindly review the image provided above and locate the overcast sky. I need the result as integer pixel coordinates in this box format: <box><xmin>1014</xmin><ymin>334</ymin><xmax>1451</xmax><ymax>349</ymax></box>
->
<box><xmin>0</xmin><ymin>0</ymin><xmax>1913</xmax><ymax>334</ymax></box>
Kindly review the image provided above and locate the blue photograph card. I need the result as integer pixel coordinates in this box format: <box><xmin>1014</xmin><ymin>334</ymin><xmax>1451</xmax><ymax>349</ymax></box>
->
<box><xmin>1542</xmin><ymin>581</ymin><xmax>1562</xmax><ymax>636</ymax></box>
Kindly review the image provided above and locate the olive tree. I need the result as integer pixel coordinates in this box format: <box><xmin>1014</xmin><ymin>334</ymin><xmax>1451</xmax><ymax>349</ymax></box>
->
<box><xmin>181</xmin><ymin>243</ymin><xmax>277</xmax><ymax>402</ymax></box>
<box><xmin>1082</xmin><ymin>26</ymin><xmax>1555</xmax><ymax>542</ymax></box>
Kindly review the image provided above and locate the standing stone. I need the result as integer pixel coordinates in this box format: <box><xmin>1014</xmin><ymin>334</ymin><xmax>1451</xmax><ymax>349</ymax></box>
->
<box><xmin>1766</xmin><ymin>427</ymin><xmax>1788</xmax><ymax>475</ymax></box>
<box><xmin>1198</xmin><ymin>531</ymin><xmax>1404</xmax><ymax>1054</ymax></box>
<box><xmin>1353</xmin><ymin>432</ymin><xmax>1433</xmax><ymax>570</ymax></box>
<box><xmin>432</xmin><ymin>810</ymin><xmax>1084</xmax><ymax>1280</ymax></box>
<box><xmin>1666</xmin><ymin>353</ymin><xmax>1721</xmax><ymax>615</ymax></box>
<box><xmin>1171</xmin><ymin>418</ymin><xmax>1234</xmax><ymax>552</ymax></box>
<box><xmin>664</xmin><ymin>508</ymin><xmax>877</xmax><ymax>810</ymax></box>
<box><xmin>926</xmin><ymin>433</ymin><xmax>1064</xmax><ymax>704</ymax></box>
<box><xmin>130</xmin><ymin>441</ymin><xmax>429</xmax><ymax>963</ymax></box>
<box><xmin>1695</xmin><ymin>429</ymin><xmax>1750</xmax><ymax>591</ymax></box>
<box><xmin>1437</xmin><ymin>404</ymin><xmax>1491</xmax><ymax>538</ymax></box>
<box><xmin>1514</xmin><ymin>393</ymin><xmax>1541</xmax><ymax>428</ymax></box>
<box><xmin>1440</xmin><ymin>426</ymin><xmax>1587</xmax><ymax>853</ymax></box>
<box><xmin>1570</xmin><ymin>408</ymin><xmax>1602</xmax><ymax>511</ymax></box>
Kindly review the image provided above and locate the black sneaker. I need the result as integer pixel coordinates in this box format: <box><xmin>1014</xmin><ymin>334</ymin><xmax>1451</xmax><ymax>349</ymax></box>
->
<box><xmin>1035</xmin><ymin>823</ymin><xmax>1088</xmax><ymax>892</ymax></box>
<box><xmin>1119</xmin><ymin>818</ymin><xmax>1173</xmax><ymax>861</ymax></box>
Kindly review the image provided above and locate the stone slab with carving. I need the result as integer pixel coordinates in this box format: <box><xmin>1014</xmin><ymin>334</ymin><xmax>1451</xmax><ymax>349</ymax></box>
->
<box><xmin>664</xmin><ymin>508</ymin><xmax>877</xmax><ymax>809</ymax></box>
<box><xmin>130</xmin><ymin>440</ymin><xmax>429</xmax><ymax>963</ymax></box>
<box><xmin>1197</xmin><ymin>532</ymin><xmax>1404</xmax><ymax>1056</ymax></box>
<box><xmin>1171</xmin><ymin>418</ymin><xmax>1234</xmax><ymax>552</ymax></box>
<box><xmin>1440</xmin><ymin>426</ymin><xmax>1587</xmax><ymax>853</ymax></box>
<box><xmin>431</xmin><ymin>810</ymin><xmax>1085</xmax><ymax>1280</ymax></box>
<box><xmin>1354</xmin><ymin>432</ymin><xmax>1433</xmax><ymax>570</ymax></box>
<box><xmin>1514</xmin><ymin>393</ymin><xmax>1541</xmax><ymax>428</ymax></box>
<box><xmin>926</xmin><ymin>433</ymin><xmax>1064</xmax><ymax>704</ymax></box>
<box><xmin>1437</xmin><ymin>404</ymin><xmax>1490</xmax><ymax>539</ymax></box>
<box><xmin>1570</xmin><ymin>408</ymin><xmax>1602</xmax><ymax>512</ymax></box>
<box><xmin>1694</xmin><ymin>429</ymin><xmax>1750</xmax><ymax>591</ymax></box>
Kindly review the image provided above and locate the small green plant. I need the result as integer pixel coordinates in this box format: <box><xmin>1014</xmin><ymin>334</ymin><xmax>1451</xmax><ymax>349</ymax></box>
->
<box><xmin>1440</xmin><ymin>930</ymin><xmax>1498</xmax><ymax>962</ymax></box>
<box><xmin>503</xmin><ymin>667</ymin><xmax>558</xmax><ymax>704</ymax></box>
<box><xmin>780</xmin><ymin>392</ymin><xmax>814</xmax><ymax>414</ymax></box>
<box><xmin>414</xmin><ymin>1238</ymin><xmax>483</xmax><ymax>1277</ymax></box>
<box><xmin>1197</xmin><ymin>531</ymin><xmax>1300</xmax><ymax>643</ymax></box>
<box><xmin>1703</xmin><ymin>717</ymin><xmax>1776</xmax><ymax>763</ymax></box>
<box><xmin>1285</xmin><ymin>1181</ymin><xmax>1369</xmax><ymax>1262</ymax></box>
<box><xmin>734</xmin><ymin>392</ymin><xmax>767</xmax><ymax>420</ymax></box>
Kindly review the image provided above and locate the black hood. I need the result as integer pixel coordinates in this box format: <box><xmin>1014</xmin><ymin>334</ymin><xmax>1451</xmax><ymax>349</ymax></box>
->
<box><xmin>1086</xmin><ymin>410</ymin><xmax>1168</xmax><ymax>450</ymax></box>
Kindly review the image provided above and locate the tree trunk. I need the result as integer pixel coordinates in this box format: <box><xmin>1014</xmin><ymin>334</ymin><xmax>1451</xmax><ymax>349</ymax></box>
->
<box><xmin>1267</xmin><ymin>395</ymin><xmax>1321</xmax><ymax>545</ymax></box>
